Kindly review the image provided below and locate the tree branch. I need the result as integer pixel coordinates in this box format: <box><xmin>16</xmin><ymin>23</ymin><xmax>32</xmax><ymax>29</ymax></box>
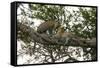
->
<box><xmin>17</xmin><ymin>22</ymin><xmax>96</xmax><ymax>48</ymax></box>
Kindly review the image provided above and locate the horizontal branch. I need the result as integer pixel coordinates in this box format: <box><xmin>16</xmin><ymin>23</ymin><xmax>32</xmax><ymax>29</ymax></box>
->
<box><xmin>17</xmin><ymin>22</ymin><xmax>96</xmax><ymax>48</ymax></box>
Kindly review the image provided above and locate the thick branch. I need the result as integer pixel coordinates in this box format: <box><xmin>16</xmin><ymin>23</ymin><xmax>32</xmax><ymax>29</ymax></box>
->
<box><xmin>17</xmin><ymin>22</ymin><xmax>96</xmax><ymax>48</ymax></box>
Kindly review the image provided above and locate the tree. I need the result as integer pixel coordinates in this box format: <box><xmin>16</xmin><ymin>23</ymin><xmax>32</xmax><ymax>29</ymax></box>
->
<box><xmin>17</xmin><ymin>3</ymin><xmax>97</xmax><ymax>64</ymax></box>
